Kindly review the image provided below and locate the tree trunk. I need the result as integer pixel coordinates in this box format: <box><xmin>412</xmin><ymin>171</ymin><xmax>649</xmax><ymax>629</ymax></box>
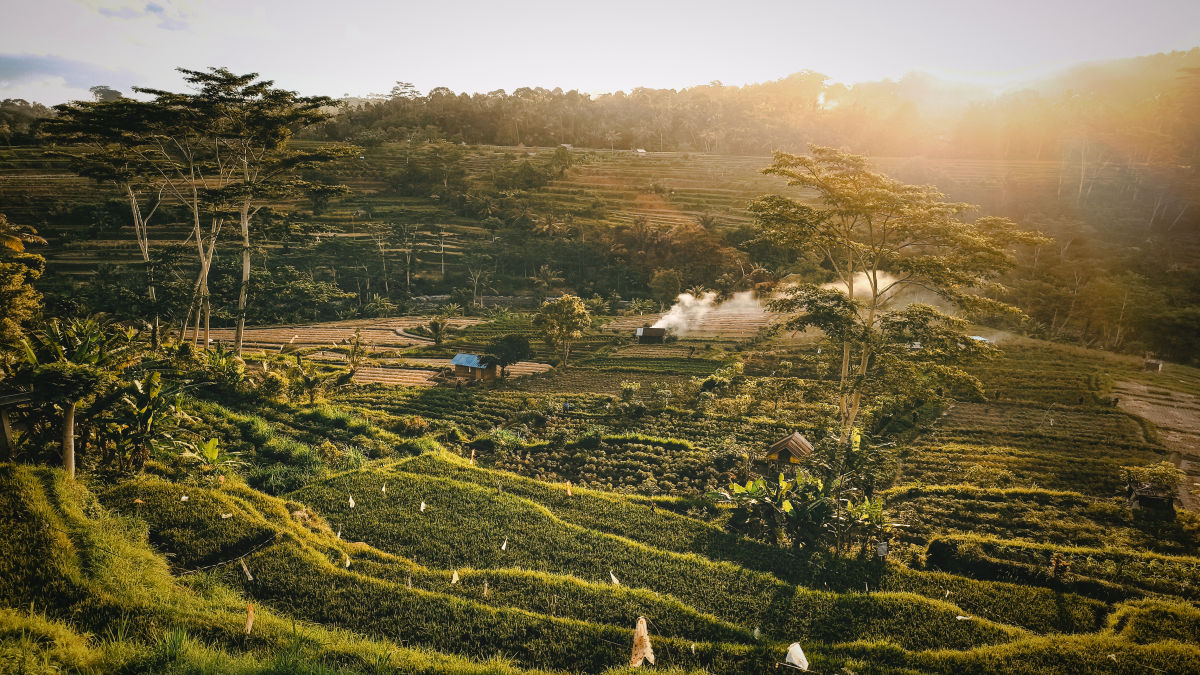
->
<box><xmin>62</xmin><ymin>402</ymin><xmax>76</xmax><ymax>479</ymax></box>
<box><xmin>236</xmin><ymin>195</ymin><xmax>253</xmax><ymax>355</ymax></box>
<box><xmin>235</xmin><ymin>196</ymin><xmax>252</xmax><ymax>355</ymax></box>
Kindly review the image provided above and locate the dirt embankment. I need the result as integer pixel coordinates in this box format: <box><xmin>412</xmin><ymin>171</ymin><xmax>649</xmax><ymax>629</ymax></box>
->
<box><xmin>1115</xmin><ymin>380</ymin><xmax>1200</xmax><ymax>510</ymax></box>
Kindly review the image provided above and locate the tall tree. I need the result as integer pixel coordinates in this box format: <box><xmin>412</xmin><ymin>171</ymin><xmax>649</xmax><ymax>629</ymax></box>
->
<box><xmin>533</xmin><ymin>294</ymin><xmax>591</xmax><ymax>366</ymax></box>
<box><xmin>750</xmin><ymin>146</ymin><xmax>1046</xmax><ymax>440</ymax></box>
<box><xmin>42</xmin><ymin>99</ymin><xmax>168</xmax><ymax>344</ymax></box>
<box><xmin>484</xmin><ymin>334</ymin><xmax>533</xmax><ymax>378</ymax></box>
<box><xmin>86</xmin><ymin>68</ymin><xmax>356</xmax><ymax>353</ymax></box>
<box><xmin>139</xmin><ymin>68</ymin><xmax>356</xmax><ymax>355</ymax></box>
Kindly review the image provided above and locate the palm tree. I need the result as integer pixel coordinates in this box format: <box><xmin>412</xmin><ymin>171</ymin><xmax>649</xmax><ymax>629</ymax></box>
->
<box><xmin>288</xmin><ymin>362</ymin><xmax>353</xmax><ymax>404</ymax></box>
<box><xmin>0</xmin><ymin>214</ymin><xmax>46</xmax><ymax>253</ymax></box>
<box><xmin>426</xmin><ymin>318</ymin><xmax>449</xmax><ymax>346</ymax></box>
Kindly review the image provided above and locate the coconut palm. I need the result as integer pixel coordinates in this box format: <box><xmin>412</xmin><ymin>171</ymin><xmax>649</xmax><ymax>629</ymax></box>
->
<box><xmin>0</xmin><ymin>214</ymin><xmax>46</xmax><ymax>253</ymax></box>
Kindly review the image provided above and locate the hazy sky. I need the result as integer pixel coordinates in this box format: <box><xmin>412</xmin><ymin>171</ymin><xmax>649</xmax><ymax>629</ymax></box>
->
<box><xmin>2</xmin><ymin>0</ymin><xmax>1200</xmax><ymax>104</ymax></box>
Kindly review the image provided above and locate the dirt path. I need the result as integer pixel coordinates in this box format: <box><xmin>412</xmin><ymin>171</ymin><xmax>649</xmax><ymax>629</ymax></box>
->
<box><xmin>1115</xmin><ymin>380</ymin><xmax>1200</xmax><ymax>511</ymax></box>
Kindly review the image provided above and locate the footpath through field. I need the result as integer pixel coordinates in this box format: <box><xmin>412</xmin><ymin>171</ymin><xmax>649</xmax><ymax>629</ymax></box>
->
<box><xmin>1116</xmin><ymin>380</ymin><xmax>1200</xmax><ymax>511</ymax></box>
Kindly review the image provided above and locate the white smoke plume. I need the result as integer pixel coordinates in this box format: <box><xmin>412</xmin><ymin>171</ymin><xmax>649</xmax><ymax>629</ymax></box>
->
<box><xmin>821</xmin><ymin>272</ymin><xmax>948</xmax><ymax>311</ymax></box>
<box><xmin>652</xmin><ymin>292</ymin><xmax>718</xmax><ymax>335</ymax></box>
<box><xmin>820</xmin><ymin>272</ymin><xmax>903</xmax><ymax>304</ymax></box>
<box><xmin>652</xmin><ymin>291</ymin><xmax>768</xmax><ymax>336</ymax></box>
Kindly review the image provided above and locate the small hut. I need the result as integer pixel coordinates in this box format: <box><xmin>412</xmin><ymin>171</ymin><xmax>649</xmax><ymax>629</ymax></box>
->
<box><xmin>451</xmin><ymin>353</ymin><xmax>498</xmax><ymax>381</ymax></box>
<box><xmin>636</xmin><ymin>327</ymin><xmax>667</xmax><ymax>344</ymax></box>
<box><xmin>1129</xmin><ymin>485</ymin><xmax>1175</xmax><ymax>515</ymax></box>
<box><xmin>762</xmin><ymin>432</ymin><xmax>814</xmax><ymax>474</ymax></box>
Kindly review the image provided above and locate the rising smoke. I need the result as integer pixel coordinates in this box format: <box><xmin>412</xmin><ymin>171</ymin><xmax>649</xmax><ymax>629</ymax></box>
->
<box><xmin>652</xmin><ymin>291</ymin><xmax>767</xmax><ymax>336</ymax></box>
<box><xmin>821</xmin><ymin>272</ymin><xmax>948</xmax><ymax>311</ymax></box>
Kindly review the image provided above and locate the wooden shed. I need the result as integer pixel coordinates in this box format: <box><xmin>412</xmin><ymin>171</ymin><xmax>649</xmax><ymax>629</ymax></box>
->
<box><xmin>763</xmin><ymin>432</ymin><xmax>814</xmax><ymax>473</ymax></box>
<box><xmin>451</xmin><ymin>353</ymin><xmax>498</xmax><ymax>381</ymax></box>
<box><xmin>636</xmin><ymin>327</ymin><xmax>667</xmax><ymax>344</ymax></box>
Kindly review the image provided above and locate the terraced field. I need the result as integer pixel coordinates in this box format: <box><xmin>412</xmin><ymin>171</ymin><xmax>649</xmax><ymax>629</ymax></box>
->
<box><xmin>11</xmin><ymin>441</ymin><xmax>1194</xmax><ymax>675</ymax></box>
<box><xmin>204</xmin><ymin>316</ymin><xmax>485</xmax><ymax>350</ymax></box>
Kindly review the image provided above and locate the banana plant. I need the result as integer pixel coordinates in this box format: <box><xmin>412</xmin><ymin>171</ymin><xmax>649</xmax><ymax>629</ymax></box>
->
<box><xmin>7</xmin><ymin>316</ymin><xmax>142</xmax><ymax>478</ymax></box>
<box><xmin>99</xmin><ymin>370</ymin><xmax>194</xmax><ymax>472</ymax></box>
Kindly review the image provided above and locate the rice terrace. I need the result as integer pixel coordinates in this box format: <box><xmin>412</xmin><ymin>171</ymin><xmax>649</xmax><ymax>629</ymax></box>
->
<box><xmin>2</xmin><ymin>2</ymin><xmax>1200</xmax><ymax>674</ymax></box>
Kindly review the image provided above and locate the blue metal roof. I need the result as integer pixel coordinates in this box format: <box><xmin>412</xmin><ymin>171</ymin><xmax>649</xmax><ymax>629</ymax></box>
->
<box><xmin>451</xmin><ymin>353</ymin><xmax>488</xmax><ymax>369</ymax></box>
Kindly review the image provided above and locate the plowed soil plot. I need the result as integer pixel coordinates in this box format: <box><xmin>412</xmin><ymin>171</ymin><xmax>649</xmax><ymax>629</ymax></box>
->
<box><xmin>1115</xmin><ymin>380</ymin><xmax>1200</xmax><ymax>510</ymax></box>
<box><xmin>351</xmin><ymin>367</ymin><xmax>438</xmax><ymax>386</ymax></box>
<box><xmin>204</xmin><ymin>317</ymin><xmax>484</xmax><ymax>350</ymax></box>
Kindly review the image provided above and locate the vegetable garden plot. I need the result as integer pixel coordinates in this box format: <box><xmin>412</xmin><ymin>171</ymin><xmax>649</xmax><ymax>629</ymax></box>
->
<box><xmin>899</xmin><ymin>441</ymin><xmax>1156</xmax><ymax>496</ymax></box>
<box><xmin>292</xmin><ymin>467</ymin><xmax>1028</xmax><ymax>652</ymax></box>
<box><xmin>352</xmin><ymin>367</ymin><xmax>439</xmax><ymax>386</ymax></box>
<box><xmin>886</xmin><ymin>485</ymin><xmax>1199</xmax><ymax>554</ymax></box>
<box><xmin>926</xmin><ymin>534</ymin><xmax>1200</xmax><ymax>602</ymax></box>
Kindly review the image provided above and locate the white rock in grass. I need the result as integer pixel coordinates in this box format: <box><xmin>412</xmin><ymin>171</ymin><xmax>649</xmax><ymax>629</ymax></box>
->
<box><xmin>420</xmin><ymin>500</ymin><xmax>426</xmax><ymax>512</ymax></box>
<box><xmin>348</xmin><ymin>494</ymin><xmax>355</xmax><ymax>508</ymax></box>
<box><xmin>784</xmin><ymin>642</ymin><xmax>808</xmax><ymax>670</ymax></box>
<box><xmin>180</xmin><ymin>495</ymin><xmax>189</xmax><ymax>502</ymax></box>
<box><xmin>221</xmin><ymin>513</ymin><xmax>232</xmax><ymax>519</ymax></box>
<box><xmin>381</xmin><ymin>483</ymin><xmax>386</xmax><ymax>494</ymax></box>
<box><xmin>609</xmin><ymin>570</ymin><xmax>620</xmax><ymax>586</ymax></box>
<box><xmin>955</xmin><ymin>615</ymin><xmax>971</xmax><ymax>621</ymax></box>
<box><xmin>501</xmin><ymin>537</ymin><xmax>507</xmax><ymax>551</ymax></box>
<box><xmin>451</xmin><ymin>570</ymin><xmax>459</xmax><ymax>584</ymax></box>
<box><xmin>344</xmin><ymin>553</ymin><xmax>351</xmax><ymax>568</ymax></box>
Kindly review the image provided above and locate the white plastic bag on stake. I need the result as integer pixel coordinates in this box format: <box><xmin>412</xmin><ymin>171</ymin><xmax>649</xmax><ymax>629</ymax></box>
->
<box><xmin>784</xmin><ymin>642</ymin><xmax>808</xmax><ymax>670</ymax></box>
<box><xmin>630</xmin><ymin>616</ymin><xmax>654</xmax><ymax>667</ymax></box>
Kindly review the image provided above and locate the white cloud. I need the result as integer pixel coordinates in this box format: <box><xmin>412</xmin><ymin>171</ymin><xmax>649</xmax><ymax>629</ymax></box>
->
<box><xmin>0</xmin><ymin>75</ymin><xmax>92</xmax><ymax>103</ymax></box>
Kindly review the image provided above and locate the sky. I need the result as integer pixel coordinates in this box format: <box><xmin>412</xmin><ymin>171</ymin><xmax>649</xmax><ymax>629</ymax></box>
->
<box><xmin>2</xmin><ymin>0</ymin><xmax>1200</xmax><ymax>105</ymax></box>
